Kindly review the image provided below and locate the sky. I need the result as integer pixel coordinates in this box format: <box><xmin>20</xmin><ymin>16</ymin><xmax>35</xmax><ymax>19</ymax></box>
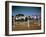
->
<box><xmin>12</xmin><ymin>6</ymin><xmax>41</xmax><ymax>16</ymax></box>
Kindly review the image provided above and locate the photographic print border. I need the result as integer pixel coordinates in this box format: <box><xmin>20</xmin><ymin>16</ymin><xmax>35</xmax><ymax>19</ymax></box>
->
<box><xmin>5</xmin><ymin>1</ymin><xmax>45</xmax><ymax>36</ymax></box>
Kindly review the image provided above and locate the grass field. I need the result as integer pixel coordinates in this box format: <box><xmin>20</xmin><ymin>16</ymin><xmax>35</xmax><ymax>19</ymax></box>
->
<box><xmin>12</xmin><ymin>20</ymin><xmax>41</xmax><ymax>31</ymax></box>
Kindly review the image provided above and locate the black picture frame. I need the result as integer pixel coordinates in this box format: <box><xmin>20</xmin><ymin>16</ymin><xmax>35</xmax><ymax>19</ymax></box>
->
<box><xmin>5</xmin><ymin>1</ymin><xmax>45</xmax><ymax>36</ymax></box>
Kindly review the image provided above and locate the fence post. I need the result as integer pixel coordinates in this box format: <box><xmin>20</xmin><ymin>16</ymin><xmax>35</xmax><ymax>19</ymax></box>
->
<box><xmin>28</xmin><ymin>17</ymin><xmax>29</xmax><ymax>29</ymax></box>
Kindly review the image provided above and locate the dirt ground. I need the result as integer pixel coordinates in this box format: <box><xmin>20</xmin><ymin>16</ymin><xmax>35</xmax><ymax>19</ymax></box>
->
<box><xmin>12</xmin><ymin>20</ymin><xmax>41</xmax><ymax>31</ymax></box>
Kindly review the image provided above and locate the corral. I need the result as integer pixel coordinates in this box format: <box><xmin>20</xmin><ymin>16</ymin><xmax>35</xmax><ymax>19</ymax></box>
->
<box><xmin>12</xmin><ymin>19</ymin><xmax>41</xmax><ymax>31</ymax></box>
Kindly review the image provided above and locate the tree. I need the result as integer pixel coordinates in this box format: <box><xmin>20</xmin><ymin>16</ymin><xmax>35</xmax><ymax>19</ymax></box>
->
<box><xmin>16</xmin><ymin>14</ymin><xmax>24</xmax><ymax>17</ymax></box>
